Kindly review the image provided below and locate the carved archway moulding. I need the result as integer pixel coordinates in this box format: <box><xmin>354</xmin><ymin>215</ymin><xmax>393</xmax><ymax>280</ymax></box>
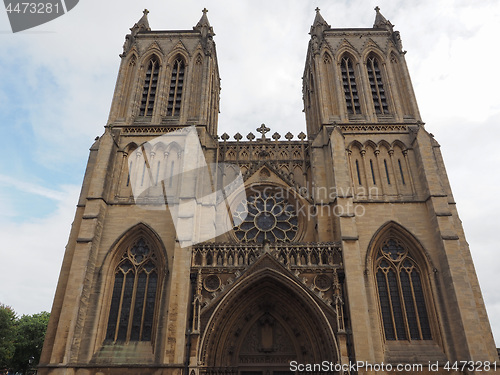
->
<box><xmin>198</xmin><ymin>254</ymin><xmax>339</xmax><ymax>368</ymax></box>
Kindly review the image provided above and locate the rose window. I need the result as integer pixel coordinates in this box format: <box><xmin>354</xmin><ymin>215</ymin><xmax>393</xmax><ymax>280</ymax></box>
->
<box><xmin>233</xmin><ymin>190</ymin><xmax>298</xmax><ymax>242</ymax></box>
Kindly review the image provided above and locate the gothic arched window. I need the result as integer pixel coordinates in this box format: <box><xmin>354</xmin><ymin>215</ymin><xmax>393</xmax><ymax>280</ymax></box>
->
<box><xmin>140</xmin><ymin>56</ymin><xmax>160</xmax><ymax>117</ymax></box>
<box><xmin>119</xmin><ymin>55</ymin><xmax>137</xmax><ymax>118</ymax></box>
<box><xmin>106</xmin><ymin>237</ymin><xmax>161</xmax><ymax>342</ymax></box>
<box><xmin>375</xmin><ymin>237</ymin><xmax>432</xmax><ymax>341</ymax></box>
<box><xmin>340</xmin><ymin>55</ymin><xmax>361</xmax><ymax>115</ymax></box>
<box><xmin>167</xmin><ymin>57</ymin><xmax>185</xmax><ymax>116</ymax></box>
<box><xmin>366</xmin><ymin>55</ymin><xmax>389</xmax><ymax>115</ymax></box>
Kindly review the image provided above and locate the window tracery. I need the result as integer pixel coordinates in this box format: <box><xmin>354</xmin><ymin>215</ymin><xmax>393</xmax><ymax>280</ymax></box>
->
<box><xmin>233</xmin><ymin>189</ymin><xmax>299</xmax><ymax>243</ymax></box>
<box><xmin>375</xmin><ymin>238</ymin><xmax>432</xmax><ymax>341</ymax></box>
<box><xmin>106</xmin><ymin>238</ymin><xmax>160</xmax><ymax>342</ymax></box>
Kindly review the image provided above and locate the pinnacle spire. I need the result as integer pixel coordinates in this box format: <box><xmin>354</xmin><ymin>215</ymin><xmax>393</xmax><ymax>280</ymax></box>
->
<box><xmin>312</xmin><ymin>7</ymin><xmax>330</xmax><ymax>30</ymax></box>
<box><xmin>194</xmin><ymin>8</ymin><xmax>214</xmax><ymax>36</ymax></box>
<box><xmin>310</xmin><ymin>7</ymin><xmax>330</xmax><ymax>38</ymax></box>
<box><xmin>131</xmin><ymin>9</ymin><xmax>151</xmax><ymax>33</ymax></box>
<box><xmin>122</xmin><ymin>9</ymin><xmax>151</xmax><ymax>57</ymax></box>
<box><xmin>196</xmin><ymin>8</ymin><xmax>211</xmax><ymax>27</ymax></box>
<box><xmin>193</xmin><ymin>8</ymin><xmax>215</xmax><ymax>55</ymax></box>
<box><xmin>373</xmin><ymin>6</ymin><xmax>393</xmax><ymax>31</ymax></box>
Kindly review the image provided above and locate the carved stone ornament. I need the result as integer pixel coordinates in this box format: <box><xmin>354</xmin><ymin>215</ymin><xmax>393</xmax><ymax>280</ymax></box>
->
<box><xmin>204</xmin><ymin>274</ymin><xmax>221</xmax><ymax>292</ymax></box>
<box><xmin>314</xmin><ymin>274</ymin><xmax>331</xmax><ymax>291</ymax></box>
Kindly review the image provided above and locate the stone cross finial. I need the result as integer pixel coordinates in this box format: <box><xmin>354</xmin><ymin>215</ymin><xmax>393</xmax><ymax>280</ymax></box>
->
<box><xmin>202</xmin><ymin>8</ymin><xmax>208</xmax><ymax>14</ymax></box>
<box><xmin>315</xmin><ymin>7</ymin><xmax>320</xmax><ymax>12</ymax></box>
<box><xmin>143</xmin><ymin>9</ymin><xmax>149</xmax><ymax>15</ymax></box>
<box><xmin>257</xmin><ymin>124</ymin><xmax>270</xmax><ymax>140</ymax></box>
<box><xmin>374</xmin><ymin>6</ymin><xmax>380</xmax><ymax>12</ymax></box>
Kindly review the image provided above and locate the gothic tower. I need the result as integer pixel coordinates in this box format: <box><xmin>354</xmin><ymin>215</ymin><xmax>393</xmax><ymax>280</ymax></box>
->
<box><xmin>39</xmin><ymin>10</ymin><xmax>222</xmax><ymax>374</ymax></box>
<box><xmin>108</xmin><ymin>8</ymin><xmax>220</xmax><ymax>135</ymax></box>
<box><xmin>39</xmin><ymin>8</ymin><xmax>497</xmax><ymax>375</ymax></box>
<box><xmin>302</xmin><ymin>6</ymin><xmax>498</xmax><ymax>369</ymax></box>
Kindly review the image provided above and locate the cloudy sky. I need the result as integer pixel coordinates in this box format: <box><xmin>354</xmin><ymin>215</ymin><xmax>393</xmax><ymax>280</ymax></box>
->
<box><xmin>0</xmin><ymin>0</ymin><xmax>499</xmax><ymax>346</ymax></box>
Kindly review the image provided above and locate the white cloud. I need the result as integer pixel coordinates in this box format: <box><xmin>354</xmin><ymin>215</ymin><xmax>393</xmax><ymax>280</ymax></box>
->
<box><xmin>0</xmin><ymin>174</ymin><xmax>66</xmax><ymax>201</ymax></box>
<box><xmin>0</xmin><ymin>184</ymin><xmax>80</xmax><ymax>315</ymax></box>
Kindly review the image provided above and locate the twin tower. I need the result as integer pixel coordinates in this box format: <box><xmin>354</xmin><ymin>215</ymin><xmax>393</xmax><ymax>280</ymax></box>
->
<box><xmin>39</xmin><ymin>8</ymin><xmax>497</xmax><ymax>375</ymax></box>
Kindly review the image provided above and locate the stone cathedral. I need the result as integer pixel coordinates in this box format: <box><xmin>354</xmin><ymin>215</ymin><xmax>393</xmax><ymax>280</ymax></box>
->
<box><xmin>39</xmin><ymin>8</ymin><xmax>498</xmax><ymax>375</ymax></box>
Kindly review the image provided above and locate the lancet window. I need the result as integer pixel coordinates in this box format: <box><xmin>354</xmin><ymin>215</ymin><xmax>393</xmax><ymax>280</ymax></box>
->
<box><xmin>139</xmin><ymin>56</ymin><xmax>160</xmax><ymax>116</ymax></box>
<box><xmin>367</xmin><ymin>55</ymin><xmax>389</xmax><ymax>114</ymax></box>
<box><xmin>340</xmin><ymin>55</ymin><xmax>361</xmax><ymax>115</ymax></box>
<box><xmin>167</xmin><ymin>57</ymin><xmax>185</xmax><ymax>116</ymax></box>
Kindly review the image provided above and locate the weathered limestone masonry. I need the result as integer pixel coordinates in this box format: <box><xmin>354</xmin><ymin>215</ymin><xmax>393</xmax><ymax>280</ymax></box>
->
<box><xmin>39</xmin><ymin>7</ymin><xmax>498</xmax><ymax>375</ymax></box>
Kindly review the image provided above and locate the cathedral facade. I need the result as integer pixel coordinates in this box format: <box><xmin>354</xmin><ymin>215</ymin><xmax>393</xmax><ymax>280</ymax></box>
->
<box><xmin>39</xmin><ymin>8</ymin><xmax>498</xmax><ymax>375</ymax></box>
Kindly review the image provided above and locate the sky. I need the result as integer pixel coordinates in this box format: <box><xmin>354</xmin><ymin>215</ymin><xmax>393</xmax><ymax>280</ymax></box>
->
<box><xmin>0</xmin><ymin>0</ymin><xmax>499</xmax><ymax>347</ymax></box>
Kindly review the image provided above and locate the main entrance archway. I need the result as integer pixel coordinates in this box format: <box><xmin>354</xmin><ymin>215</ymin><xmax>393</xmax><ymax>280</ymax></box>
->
<box><xmin>198</xmin><ymin>257</ymin><xmax>339</xmax><ymax>374</ymax></box>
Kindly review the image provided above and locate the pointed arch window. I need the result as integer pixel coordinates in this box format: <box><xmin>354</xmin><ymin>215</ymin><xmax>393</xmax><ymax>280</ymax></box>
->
<box><xmin>190</xmin><ymin>54</ymin><xmax>203</xmax><ymax>113</ymax></box>
<box><xmin>106</xmin><ymin>238</ymin><xmax>161</xmax><ymax>342</ymax></box>
<box><xmin>323</xmin><ymin>52</ymin><xmax>332</xmax><ymax>65</ymax></box>
<box><xmin>119</xmin><ymin>56</ymin><xmax>137</xmax><ymax>118</ymax></box>
<box><xmin>340</xmin><ymin>55</ymin><xmax>361</xmax><ymax>115</ymax></box>
<box><xmin>167</xmin><ymin>57</ymin><xmax>185</xmax><ymax>116</ymax></box>
<box><xmin>140</xmin><ymin>57</ymin><xmax>160</xmax><ymax>117</ymax></box>
<box><xmin>367</xmin><ymin>55</ymin><xmax>389</xmax><ymax>115</ymax></box>
<box><xmin>355</xmin><ymin>159</ymin><xmax>362</xmax><ymax>185</ymax></box>
<box><xmin>370</xmin><ymin>159</ymin><xmax>376</xmax><ymax>184</ymax></box>
<box><xmin>375</xmin><ymin>238</ymin><xmax>432</xmax><ymax>341</ymax></box>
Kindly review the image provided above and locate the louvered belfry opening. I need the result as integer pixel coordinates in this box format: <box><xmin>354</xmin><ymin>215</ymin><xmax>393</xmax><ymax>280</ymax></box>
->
<box><xmin>341</xmin><ymin>56</ymin><xmax>361</xmax><ymax>115</ymax></box>
<box><xmin>367</xmin><ymin>55</ymin><xmax>389</xmax><ymax>114</ymax></box>
<box><xmin>140</xmin><ymin>57</ymin><xmax>160</xmax><ymax>117</ymax></box>
<box><xmin>167</xmin><ymin>58</ymin><xmax>185</xmax><ymax>116</ymax></box>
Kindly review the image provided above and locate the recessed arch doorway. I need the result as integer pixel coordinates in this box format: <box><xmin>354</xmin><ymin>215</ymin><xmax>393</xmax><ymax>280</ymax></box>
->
<box><xmin>199</xmin><ymin>260</ymin><xmax>339</xmax><ymax>375</ymax></box>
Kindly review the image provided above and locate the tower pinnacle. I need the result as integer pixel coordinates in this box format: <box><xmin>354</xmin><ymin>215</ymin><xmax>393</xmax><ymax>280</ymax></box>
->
<box><xmin>195</xmin><ymin>8</ymin><xmax>212</xmax><ymax>29</ymax></box>
<box><xmin>132</xmin><ymin>9</ymin><xmax>151</xmax><ymax>33</ymax></box>
<box><xmin>121</xmin><ymin>9</ymin><xmax>151</xmax><ymax>57</ymax></box>
<box><xmin>194</xmin><ymin>7</ymin><xmax>214</xmax><ymax>38</ymax></box>
<box><xmin>373</xmin><ymin>6</ymin><xmax>393</xmax><ymax>31</ymax></box>
<box><xmin>310</xmin><ymin>7</ymin><xmax>330</xmax><ymax>39</ymax></box>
